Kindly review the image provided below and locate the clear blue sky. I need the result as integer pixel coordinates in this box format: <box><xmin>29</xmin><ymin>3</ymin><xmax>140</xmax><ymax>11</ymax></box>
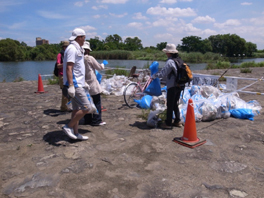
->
<box><xmin>1</xmin><ymin>0</ymin><xmax>264</xmax><ymax>49</ymax></box>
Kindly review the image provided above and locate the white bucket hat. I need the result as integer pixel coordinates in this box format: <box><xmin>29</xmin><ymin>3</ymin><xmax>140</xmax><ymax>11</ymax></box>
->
<box><xmin>69</xmin><ymin>28</ymin><xmax>86</xmax><ymax>41</ymax></box>
<box><xmin>82</xmin><ymin>41</ymin><xmax>92</xmax><ymax>51</ymax></box>
<box><xmin>162</xmin><ymin>44</ymin><xmax>178</xmax><ymax>54</ymax></box>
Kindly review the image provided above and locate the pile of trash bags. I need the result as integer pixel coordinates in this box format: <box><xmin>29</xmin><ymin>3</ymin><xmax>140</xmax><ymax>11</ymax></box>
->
<box><xmin>99</xmin><ymin>62</ymin><xmax>262</xmax><ymax>126</ymax></box>
<box><xmin>100</xmin><ymin>74</ymin><xmax>132</xmax><ymax>96</ymax></box>
<box><xmin>180</xmin><ymin>85</ymin><xmax>262</xmax><ymax>122</ymax></box>
<box><xmin>144</xmin><ymin>84</ymin><xmax>262</xmax><ymax>127</ymax></box>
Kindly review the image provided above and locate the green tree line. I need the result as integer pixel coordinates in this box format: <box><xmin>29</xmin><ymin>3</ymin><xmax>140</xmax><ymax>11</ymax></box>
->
<box><xmin>177</xmin><ymin>34</ymin><xmax>257</xmax><ymax>57</ymax></box>
<box><xmin>0</xmin><ymin>33</ymin><xmax>260</xmax><ymax>62</ymax></box>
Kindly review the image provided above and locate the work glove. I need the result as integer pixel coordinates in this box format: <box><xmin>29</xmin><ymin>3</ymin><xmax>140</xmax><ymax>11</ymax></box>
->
<box><xmin>84</xmin><ymin>82</ymin><xmax>90</xmax><ymax>90</ymax></box>
<box><xmin>102</xmin><ymin>60</ymin><xmax>108</xmax><ymax>65</ymax></box>
<box><xmin>68</xmin><ymin>85</ymin><xmax>75</xmax><ymax>98</ymax></box>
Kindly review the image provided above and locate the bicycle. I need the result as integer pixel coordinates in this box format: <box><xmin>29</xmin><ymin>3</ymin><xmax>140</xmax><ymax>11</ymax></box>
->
<box><xmin>123</xmin><ymin>70</ymin><xmax>152</xmax><ymax>108</ymax></box>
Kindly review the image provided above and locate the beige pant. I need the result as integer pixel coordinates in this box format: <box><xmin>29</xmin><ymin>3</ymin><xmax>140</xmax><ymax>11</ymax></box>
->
<box><xmin>59</xmin><ymin>75</ymin><xmax>69</xmax><ymax>111</ymax></box>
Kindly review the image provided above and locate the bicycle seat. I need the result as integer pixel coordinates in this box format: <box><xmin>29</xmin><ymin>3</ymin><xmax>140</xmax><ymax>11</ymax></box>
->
<box><xmin>132</xmin><ymin>73</ymin><xmax>139</xmax><ymax>78</ymax></box>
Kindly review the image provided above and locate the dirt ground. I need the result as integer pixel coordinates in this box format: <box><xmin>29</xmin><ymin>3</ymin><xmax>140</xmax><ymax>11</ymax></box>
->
<box><xmin>0</xmin><ymin>67</ymin><xmax>264</xmax><ymax>198</ymax></box>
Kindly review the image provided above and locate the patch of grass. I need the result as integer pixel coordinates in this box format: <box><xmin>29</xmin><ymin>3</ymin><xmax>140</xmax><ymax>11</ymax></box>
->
<box><xmin>2</xmin><ymin>79</ymin><xmax>6</xmax><ymax>82</ymax></box>
<box><xmin>219</xmin><ymin>76</ymin><xmax>226</xmax><ymax>81</ymax></box>
<box><xmin>211</xmin><ymin>72</ymin><xmax>221</xmax><ymax>75</ymax></box>
<box><xmin>157</xmin><ymin>110</ymin><xmax>167</xmax><ymax>122</ymax></box>
<box><xmin>105</xmin><ymin>67</ymin><xmax>129</xmax><ymax>77</ymax></box>
<box><xmin>240</xmin><ymin>68</ymin><xmax>252</xmax><ymax>73</ymax></box>
<box><xmin>240</xmin><ymin>62</ymin><xmax>255</xmax><ymax>68</ymax></box>
<box><xmin>91</xmin><ymin>50</ymin><xmax>133</xmax><ymax>60</ymax></box>
<box><xmin>13</xmin><ymin>76</ymin><xmax>24</xmax><ymax>82</ymax></box>
<box><xmin>47</xmin><ymin>76</ymin><xmax>59</xmax><ymax>85</ymax></box>
<box><xmin>137</xmin><ymin>109</ymin><xmax>150</xmax><ymax>120</ymax></box>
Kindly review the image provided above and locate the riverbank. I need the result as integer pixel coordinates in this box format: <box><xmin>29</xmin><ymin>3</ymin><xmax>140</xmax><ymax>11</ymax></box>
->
<box><xmin>0</xmin><ymin>67</ymin><xmax>264</xmax><ymax>197</ymax></box>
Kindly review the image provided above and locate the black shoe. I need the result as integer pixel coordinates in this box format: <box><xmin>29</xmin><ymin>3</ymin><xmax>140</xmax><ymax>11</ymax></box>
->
<box><xmin>159</xmin><ymin>122</ymin><xmax>172</xmax><ymax>130</ymax></box>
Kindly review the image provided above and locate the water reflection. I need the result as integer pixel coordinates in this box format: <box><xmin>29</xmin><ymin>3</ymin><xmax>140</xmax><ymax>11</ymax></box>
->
<box><xmin>0</xmin><ymin>58</ymin><xmax>264</xmax><ymax>82</ymax></box>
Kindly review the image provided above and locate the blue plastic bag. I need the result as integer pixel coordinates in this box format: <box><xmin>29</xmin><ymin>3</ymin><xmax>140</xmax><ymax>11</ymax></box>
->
<box><xmin>149</xmin><ymin>61</ymin><xmax>159</xmax><ymax>75</ymax></box>
<box><xmin>229</xmin><ymin>108</ymin><xmax>254</xmax><ymax>121</ymax></box>
<box><xmin>144</xmin><ymin>78</ymin><xmax>162</xmax><ymax>96</ymax></box>
<box><xmin>103</xmin><ymin>60</ymin><xmax>108</xmax><ymax>65</ymax></box>
<box><xmin>134</xmin><ymin>95</ymin><xmax>153</xmax><ymax>109</ymax></box>
<box><xmin>95</xmin><ymin>70</ymin><xmax>102</xmax><ymax>84</ymax></box>
<box><xmin>161</xmin><ymin>86</ymin><xmax>167</xmax><ymax>92</ymax></box>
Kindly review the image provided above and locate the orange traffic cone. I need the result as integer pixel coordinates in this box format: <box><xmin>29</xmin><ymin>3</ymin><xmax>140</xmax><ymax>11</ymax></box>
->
<box><xmin>35</xmin><ymin>74</ymin><xmax>46</xmax><ymax>93</ymax></box>
<box><xmin>173</xmin><ymin>98</ymin><xmax>206</xmax><ymax>148</ymax></box>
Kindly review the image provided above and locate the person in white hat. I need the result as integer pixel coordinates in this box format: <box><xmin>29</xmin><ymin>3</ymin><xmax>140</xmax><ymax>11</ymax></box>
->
<box><xmin>82</xmin><ymin>41</ymin><xmax>107</xmax><ymax>126</ymax></box>
<box><xmin>152</xmin><ymin>43</ymin><xmax>183</xmax><ymax>129</ymax></box>
<box><xmin>62</xmin><ymin>28</ymin><xmax>89</xmax><ymax>140</ymax></box>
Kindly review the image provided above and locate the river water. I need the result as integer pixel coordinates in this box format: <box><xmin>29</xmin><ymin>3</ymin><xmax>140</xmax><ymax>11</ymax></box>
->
<box><xmin>0</xmin><ymin>58</ymin><xmax>264</xmax><ymax>82</ymax></box>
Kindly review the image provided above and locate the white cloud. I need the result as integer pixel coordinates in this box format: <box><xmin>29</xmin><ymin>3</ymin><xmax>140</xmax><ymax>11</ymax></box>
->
<box><xmin>138</xmin><ymin>0</ymin><xmax>149</xmax><ymax>3</ymax></box>
<box><xmin>241</xmin><ymin>2</ymin><xmax>252</xmax><ymax>6</ymax></box>
<box><xmin>147</xmin><ymin>6</ymin><xmax>196</xmax><ymax>17</ymax></box>
<box><xmin>0</xmin><ymin>1</ymin><xmax>24</xmax><ymax>12</ymax></box>
<box><xmin>92</xmin><ymin>5</ymin><xmax>108</xmax><ymax>10</ymax></box>
<box><xmin>109</xmin><ymin>12</ymin><xmax>127</xmax><ymax>18</ymax></box>
<box><xmin>93</xmin><ymin>15</ymin><xmax>101</xmax><ymax>18</ymax></box>
<box><xmin>160</xmin><ymin>0</ymin><xmax>177</xmax><ymax>4</ymax></box>
<box><xmin>243</xmin><ymin>16</ymin><xmax>264</xmax><ymax>25</ymax></box>
<box><xmin>202</xmin><ymin>29</ymin><xmax>217</xmax><ymax>35</ymax></box>
<box><xmin>154</xmin><ymin>33</ymin><xmax>174</xmax><ymax>42</ymax></box>
<box><xmin>8</xmin><ymin>21</ymin><xmax>27</xmax><ymax>29</ymax></box>
<box><xmin>214</xmin><ymin>19</ymin><xmax>241</xmax><ymax>29</ymax></box>
<box><xmin>79</xmin><ymin>25</ymin><xmax>97</xmax><ymax>33</ymax></box>
<box><xmin>153</xmin><ymin>19</ymin><xmax>175</xmax><ymax>27</ymax></box>
<box><xmin>100</xmin><ymin>0</ymin><xmax>128</xmax><ymax>4</ymax></box>
<box><xmin>183</xmin><ymin>23</ymin><xmax>201</xmax><ymax>33</ymax></box>
<box><xmin>192</xmin><ymin>15</ymin><xmax>215</xmax><ymax>24</ymax></box>
<box><xmin>180</xmin><ymin>0</ymin><xmax>192</xmax><ymax>1</ymax></box>
<box><xmin>133</xmin><ymin>12</ymin><xmax>147</xmax><ymax>20</ymax></box>
<box><xmin>74</xmin><ymin>1</ymin><xmax>83</xmax><ymax>7</ymax></box>
<box><xmin>37</xmin><ymin>11</ymin><xmax>68</xmax><ymax>19</ymax></box>
<box><xmin>127</xmin><ymin>22</ymin><xmax>143</xmax><ymax>29</ymax></box>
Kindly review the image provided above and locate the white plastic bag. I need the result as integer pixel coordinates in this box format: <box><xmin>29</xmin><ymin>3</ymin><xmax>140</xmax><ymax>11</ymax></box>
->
<box><xmin>147</xmin><ymin>110</ymin><xmax>162</xmax><ymax>128</ymax></box>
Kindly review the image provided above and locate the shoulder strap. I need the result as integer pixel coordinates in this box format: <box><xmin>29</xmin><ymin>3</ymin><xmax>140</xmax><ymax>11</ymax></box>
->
<box><xmin>60</xmin><ymin>51</ymin><xmax>64</xmax><ymax>63</ymax></box>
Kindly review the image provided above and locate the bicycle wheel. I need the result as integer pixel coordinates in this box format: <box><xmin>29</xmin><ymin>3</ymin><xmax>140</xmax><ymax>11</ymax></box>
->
<box><xmin>123</xmin><ymin>82</ymin><xmax>143</xmax><ymax>108</ymax></box>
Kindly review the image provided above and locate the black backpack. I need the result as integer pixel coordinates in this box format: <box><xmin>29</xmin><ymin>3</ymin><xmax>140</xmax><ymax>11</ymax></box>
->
<box><xmin>53</xmin><ymin>62</ymin><xmax>58</xmax><ymax>77</ymax></box>
<box><xmin>53</xmin><ymin>51</ymin><xmax>64</xmax><ymax>77</ymax></box>
<box><xmin>172</xmin><ymin>57</ymin><xmax>193</xmax><ymax>86</ymax></box>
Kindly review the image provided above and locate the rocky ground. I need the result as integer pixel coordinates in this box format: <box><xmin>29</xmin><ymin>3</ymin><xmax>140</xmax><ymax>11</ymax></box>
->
<box><xmin>0</xmin><ymin>67</ymin><xmax>264</xmax><ymax>198</ymax></box>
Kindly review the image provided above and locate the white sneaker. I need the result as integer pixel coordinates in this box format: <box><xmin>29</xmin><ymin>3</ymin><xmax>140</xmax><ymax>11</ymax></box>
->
<box><xmin>99</xmin><ymin>121</ymin><xmax>106</xmax><ymax>126</ymax></box>
<box><xmin>62</xmin><ymin>125</ymin><xmax>77</xmax><ymax>139</ymax></box>
<box><xmin>76</xmin><ymin>134</ymin><xmax>89</xmax><ymax>140</ymax></box>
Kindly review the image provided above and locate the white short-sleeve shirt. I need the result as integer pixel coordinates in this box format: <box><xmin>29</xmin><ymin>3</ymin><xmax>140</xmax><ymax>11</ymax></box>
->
<box><xmin>63</xmin><ymin>44</ymin><xmax>85</xmax><ymax>88</ymax></box>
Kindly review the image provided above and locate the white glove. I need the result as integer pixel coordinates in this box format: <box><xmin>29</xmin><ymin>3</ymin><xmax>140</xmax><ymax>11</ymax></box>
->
<box><xmin>100</xmin><ymin>63</ymin><xmax>105</xmax><ymax>69</ymax></box>
<box><xmin>68</xmin><ymin>85</ymin><xmax>75</xmax><ymax>98</ymax></box>
<box><xmin>84</xmin><ymin>82</ymin><xmax>90</xmax><ymax>90</ymax></box>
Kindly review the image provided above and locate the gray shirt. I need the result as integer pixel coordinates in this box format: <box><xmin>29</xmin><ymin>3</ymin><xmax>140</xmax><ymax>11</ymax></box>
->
<box><xmin>153</xmin><ymin>58</ymin><xmax>178</xmax><ymax>89</ymax></box>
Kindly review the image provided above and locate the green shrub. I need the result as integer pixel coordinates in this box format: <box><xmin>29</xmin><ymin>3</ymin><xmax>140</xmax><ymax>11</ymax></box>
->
<box><xmin>137</xmin><ymin>109</ymin><xmax>150</xmax><ymax>120</ymax></box>
<box><xmin>47</xmin><ymin>76</ymin><xmax>59</xmax><ymax>85</ymax></box>
<box><xmin>240</xmin><ymin>68</ymin><xmax>252</xmax><ymax>73</ymax></box>
<box><xmin>219</xmin><ymin>76</ymin><xmax>226</xmax><ymax>81</ymax></box>
<box><xmin>240</xmin><ymin>61</ymin><xmax>255</xmax><ymax>68</ymax></box>
<box><xmin>91</xmin><ymin>50</ymin><xmax>133</xmax><ymax>60</ymax></box>
<box><xmin>105</xmin><ymin>67</ymin><xmax>129</xmax><ymax>77</ymax></box>
<box><xmin>257</xmin><ymin>62</ymin><xmax>264</xmax><ymax>67</ymax></box>
<box><xmin>216</xmin><ymin>61</ymin><xmax>230</xmax><ymax>69</ymax></box>
<box><xmin>13</xmin><ymin>76</ymin><xmax>24</xmax><ymax>82</ymax></box>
